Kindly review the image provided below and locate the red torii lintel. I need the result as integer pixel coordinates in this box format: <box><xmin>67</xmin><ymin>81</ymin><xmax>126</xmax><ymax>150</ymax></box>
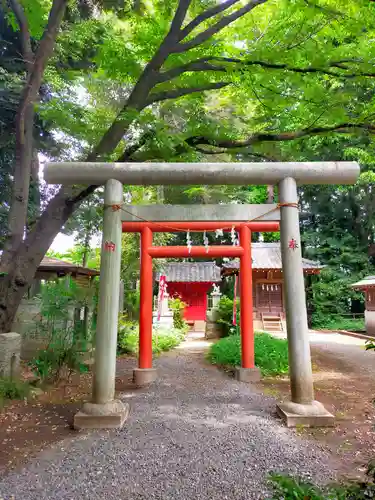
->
<box><xmin>122</xmin><ymin>221</ymin><xmax>279</xmax><ymax>233</ymax></box>
<box><xmin>125</xmin><ymin>220</ymin><xmax>280</xmax><ymax>373</ymax></box>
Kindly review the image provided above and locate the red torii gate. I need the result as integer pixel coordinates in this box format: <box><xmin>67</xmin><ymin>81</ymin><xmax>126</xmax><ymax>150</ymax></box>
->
<box><xmin>122</xmin><ymin>220</ymin><xmax>279</xmax><ymax>383</ymax></box>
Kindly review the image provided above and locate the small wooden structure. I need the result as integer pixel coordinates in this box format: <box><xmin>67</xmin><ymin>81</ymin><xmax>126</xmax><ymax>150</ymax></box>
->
<box><xmin>34</xmin><ymin>256</ymin><xmax>99</xmax><ymax>284</ymax></box>
<box><xmin>156</xmin><ymin>262</ymin><xmax>221</xmax><ymax>329</ymax></box>
<box><xmin>351</xmin><ymin>276</ymin><xmax>375</xmax><ymax>336</ymax></box>
<box><xmin>222</xmin><ymin>243</ymin><xmax>322</xmax><ymax>331</ymax></box>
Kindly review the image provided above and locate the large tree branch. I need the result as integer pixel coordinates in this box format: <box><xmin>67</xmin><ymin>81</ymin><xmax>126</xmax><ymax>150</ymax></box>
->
<box><xmin>158</xmin><ymin>56</ymin><xmax>375</xmax><ymax>84</ymax></box>
<box><xmin>179</xmin><ymin>0</ymin><xmax>239</xmax><ymax>39</ymax></box>
<box><xmin>186</xmin><ymin>122</ymin><xmax>375</xmax><ymax>149</ymax></box>
<box><xmin>146</xmin><ymin>81</ymin><xmax>229</xmax><ymax>105</ymax></box>
<box><xmin>157</xmin><ymin>58</ymin><xmax>227</xmax><ymax>83</ymax></box>
<box><xmin>21</xmin><ymin>0</ymin><xmax>68</xmax><ymax>112</ymax></box>
<box><xmin>170</xmin><ymin>0</ymin><xmax>193</xmax><ymax>34</ymax></box>
<box><xmin>175</xmin><ymin>0</ymin><xmax>268</xmax><ymax>53</ymax></box>
<box><xmin>87</xmin><ymin>1</ymin><xmax>194</xmax><ymax>160</ymax></box>
<box><xmin>8</xmin><ymin>0</ymin><xmax>33</xmax><ymax>72</ymax></box>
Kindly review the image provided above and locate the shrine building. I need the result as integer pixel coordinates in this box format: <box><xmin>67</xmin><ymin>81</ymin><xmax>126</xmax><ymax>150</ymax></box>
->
<box><xmin>222</xmin><ymin>242</ymin><xmax>322</xmax><ymax>331</ymax></box>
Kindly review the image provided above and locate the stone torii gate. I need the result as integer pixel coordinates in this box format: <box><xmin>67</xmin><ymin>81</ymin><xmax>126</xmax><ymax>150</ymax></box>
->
<box><xmin>44</xmin><ymin>161</ymin><xmax>359</xmax><ymax>429</ymax></box>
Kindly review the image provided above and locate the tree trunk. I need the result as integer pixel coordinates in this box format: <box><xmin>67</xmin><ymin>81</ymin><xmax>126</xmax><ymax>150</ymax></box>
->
<box><xmin>1</xmin><ymin>104</ymin><xmax>34</xmax><ymax>268</ymax></box>
<box><xmin>82</xmin><ymin>229</ymin><xmax>91</xmax><ymax>267</ymax></box>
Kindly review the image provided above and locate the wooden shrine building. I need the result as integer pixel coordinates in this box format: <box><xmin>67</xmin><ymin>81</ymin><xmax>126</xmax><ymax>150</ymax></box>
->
<box><xmin>222</xmin><ymin>242</ymin><xmax>322</xmax><ymax>331</ymax></box>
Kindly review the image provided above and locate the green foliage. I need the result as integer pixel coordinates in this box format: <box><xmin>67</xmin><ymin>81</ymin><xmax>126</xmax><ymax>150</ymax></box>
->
<box><xmin>365</xmin><ymin>340</ymin><xmax>375</xmax><ymax>352</ymax></box>
<box><xmin>207</xmin><ymin>333</ymin><xmax>241</xmax><ymax>367</ymax></box>
<box><xmin>208</xmin><ymin>333</ymin><xmax>289</xmax><ymax>377</ymax></box>
<box><xmin>269</xmin><ymin>473</ymin><xmax>329</xmax><ymax>500</ymax></box>
<box><xmin>216</xmin><ymin>295</ymin><xmax>239</xmax><ymax>337</ymax></box>
<box><xmin>117</xmin><ymin>319</ymin><xmax>186</xmax><ymax>355</ymax></box>
<box><xmin>29</xmin><ymin>342</ymin><xmax>89</xmax><ymax>384</ymax></box>
<box><xmin>169</xmin><ymin>297</ymin><xmax>187</xmax><ymax>330</ymax></box>
<box><xmin>0</xmin><ymin>378</ymin><xmax>30</xmax><ymax>405</ymax></box>
<box><xmin>153</xmin><ymin>326</ymin><xmax>186</xmax><ymax>354</ymax></box>
<box><xmin>28</xmin><ymin>280</ymin><xmax>92</xmax><ymax>383</ymax></box>
<box><xmin>269</xmin><ymin>460</ymin><xmax>375</xmax><ymax>499</ymax></box>
<box><xmin>312</xmin><ymin>315</ymin><xmax>365</xmax><ymax>332</ymax></box>
<box><xmin>117</xmin><ymin>317</ymin><xmax>138</xmax><ymax>353</ymax></box>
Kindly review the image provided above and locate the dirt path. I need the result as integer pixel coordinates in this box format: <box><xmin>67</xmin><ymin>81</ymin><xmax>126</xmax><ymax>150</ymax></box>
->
<box><xmin>258</xmin><ymin>338</ymin><xmax>375</xmax><ymax>479</ymax></box>
<box><xmin>0</xmin><ymin>334</ymin><xmax>337</xmax><ymax>500</ymax></box>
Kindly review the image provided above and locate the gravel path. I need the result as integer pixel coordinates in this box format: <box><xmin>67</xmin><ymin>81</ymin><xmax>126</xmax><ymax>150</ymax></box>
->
<box><xmin>312</xmin><ymin>340</ymin><xmax>375</xmax><ymax>378</ymax></box>
<box><xmin>0</xmin><ymin>340</ymin><xmax>338</xmax><ymax>500</ymax></box>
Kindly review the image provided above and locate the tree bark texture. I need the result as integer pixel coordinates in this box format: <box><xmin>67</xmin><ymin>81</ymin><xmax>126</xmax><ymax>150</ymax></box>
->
<box><xmin>0</xmin><ymin>0</ymin><xmax>68</xmax><ymax>331</ymax></box>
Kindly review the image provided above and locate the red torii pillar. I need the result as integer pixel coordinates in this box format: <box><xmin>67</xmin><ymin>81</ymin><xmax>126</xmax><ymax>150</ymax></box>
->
<box><xmin>123</xmin><ymin>220</ymin><xmax>279</xmax><ymax>385</ymax></box>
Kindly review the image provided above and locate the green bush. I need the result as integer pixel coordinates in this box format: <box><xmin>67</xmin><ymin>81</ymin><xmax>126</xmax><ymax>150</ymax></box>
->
<box><xmin>118</xmin><ymin>322</ymin><xmax>186</xmax><ymax>355</ymax></box>
<box><xmin>29</xmin><ymin>341</ymin><xmax>89</xmax><ymax>383</ymax></box>
<box><xmin>28</xmin><ymin>279</ymin><xmax>94</xmax><ymax>384</ymax></box>
<box><xmin>169</xmin><ymin>297</ymin><xmax>188</xmax><ymax>330</ymax></box>
<box><xmin>0</xmin><ymin>378</ymin><xmax>30</xmax><ymax>405</ymax></box>
<box><xmin>208</xmin><ymin>332</ymin><xmax>289</xmax><ymax>376</ymax></box>
<box><xmin>117</xmin><ymin>317</ymin><xmax>139</xmax><ymax>353</ymax></box>
<box><xmin>216</xmin><ymin>295</ymin><xmax>239</xmax><ymax>336</ymax></box>
<box><xmin>153</xmin><ymin>327</ymin><xmax>186</xmax><ymax>354</ymax></box>
<box><xmin>312</xmin><ymin>314</ymin><xmax>365</xmax><ymax>332</ymax></box>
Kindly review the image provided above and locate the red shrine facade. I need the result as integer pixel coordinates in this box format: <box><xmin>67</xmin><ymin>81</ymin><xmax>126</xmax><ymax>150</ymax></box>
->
<box><xmin>157</xmin><ymin>262</ymin><xmax>221</xmax><ymax>324</ymax></box>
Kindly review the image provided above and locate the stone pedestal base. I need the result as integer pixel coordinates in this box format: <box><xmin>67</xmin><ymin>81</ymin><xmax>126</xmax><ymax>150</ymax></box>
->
<box><xmin>235</xmin><ymin>366</ymin><xmax>261</xmax><ymax>383</ymax></box>
<box><xmin>133</xmin><ymin>368</ymin><xmax>157</xmax><ymax>386</ymax></box>
<box><xmin>0</xmin><ymin>332</ymin><xmax>21</xmax><ymax>378</ymax></box>
<box><xmin>277</xmin><ymin>400</ymin><xmax>334</xmax><ymax>428</ymax></box>
<box><xmin>74</xmin><ymin>399</ymin><xmax>129</xmax><ymax>430</ymax></box>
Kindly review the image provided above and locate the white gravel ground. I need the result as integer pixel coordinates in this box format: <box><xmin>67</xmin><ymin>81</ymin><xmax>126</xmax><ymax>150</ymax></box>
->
<box><xmin>0</xmin><ymin>346</ymin><xmax>338</xmax><ymax>500</ymax></box>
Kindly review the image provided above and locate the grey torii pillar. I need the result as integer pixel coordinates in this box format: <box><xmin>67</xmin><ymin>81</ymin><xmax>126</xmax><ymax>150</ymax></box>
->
<box><xmin>277</xmin><ymin>177</ymin><xmax>333</xmax><ymax>427</ymax></box>
<box><xmin>74</xmin><ymin>179</ymin><xmax>129</xmax><ymax>429</ymax></box>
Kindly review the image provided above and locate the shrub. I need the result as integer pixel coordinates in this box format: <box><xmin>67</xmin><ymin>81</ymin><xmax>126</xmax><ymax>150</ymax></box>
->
<box><xmin>118</xmin><ymin>322</ymin><xmax>186</xmax><ymax>355</ymax></box>
<box><xmin>169</xmin><ymin>297</ymin><xmax>188</xmax><ymax>330</ymax></box>
<box><xmin>28</xmin><ymin>279</ymin><xmax>94</xmax><ymax>384</ymax></box>
<box><xmin>29</xmin><ymin>339</ymin><xmax>89</xmax><ymax>384</ymax></box>
<box><xmin>312</xmin><ymin>314</ymin><xmax>365</xmax><ymax>332</ymax></box>
<box><xmin>208</xmin><ymin>332</ymin><xmax>289</xmax><ymax>376</ymax></box>
<box><xmin>216</xmin><ymin>295</ymin><xmax>239</xmax><ymax>336</ymax></box>
<box><xmin>153</xmin><ymin>327</ymin><xmax>185</xmax><ymax>354</ymax></box>
<box><xmin>117</xmin><ymin>317</ymin><xmax>138</xmax><ymax>353</ymax></box>
<box><xmin>0</xmin><ymin>378</ymin><xmax>30</xmax><ymax>406</ymax></box>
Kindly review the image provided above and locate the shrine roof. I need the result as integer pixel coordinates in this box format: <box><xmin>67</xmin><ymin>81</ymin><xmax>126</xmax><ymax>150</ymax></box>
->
<box><xmin>38</xmin><ymin>256</ymin><xmax>100</xmax><ymax>276</ymax></box>
<box><xmin>157</xmin><ymin>262</ymin><xmax>221</xmax><ymax>283</ymax></box>
<box><xmin>222</xmin><ymin>242</ymin><xmax>322</xmax><ymax>272</ymax></box>
<box><xmin>351</xmin><ymin>276</ymin><xmax>375</xmax><ymax>290</ymax></box>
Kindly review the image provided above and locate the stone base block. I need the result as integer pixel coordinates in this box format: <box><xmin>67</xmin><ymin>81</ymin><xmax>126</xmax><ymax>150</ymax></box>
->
<box><xmin>277</xmin><ymin>400</ymin><xmax>334</xmax><ymax>428</ymax></box>
<box><xmin>0</xmin><ymin>332</ymin><xmax>21</xmax><ymax>378</ymax></box>
<box><xmin>74</xmin><ymin>400</ymin><xmax>129</xmax><ymax>430</ymax></box>
<box><xmin>133</xmin><ymin>368</ymin><xmax>157</xmax><ymax>386</ymax></box>
<box><xmin>235</xmin><ymin>366</ymin><xmax>261</xmax><ymax>383</ymax></box>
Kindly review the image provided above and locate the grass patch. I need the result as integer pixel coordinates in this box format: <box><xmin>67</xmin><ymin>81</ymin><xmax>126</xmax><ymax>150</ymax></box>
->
<box><xmin>118</xmin><ymin>324</ymin><xmax>186</xmax><ymax>355</ymax></box>
<box><xmin>269</xmin><ymin>463</ymin><xmax>375</xmax><ymax>499</ymax></box>
<box><xmin>0</xmin><ymin>377</ymin><xmax>30</xmax><ymax>407</ymax></box>
<box><xmin>313</xmin><ymin>316</ymin><xmax>365</xmax><ymax>332</ymax></box>
<box><xmin>207</xmin><ymin>332</ymin><xmax>289</xmax><ymax>376</ymax></box>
